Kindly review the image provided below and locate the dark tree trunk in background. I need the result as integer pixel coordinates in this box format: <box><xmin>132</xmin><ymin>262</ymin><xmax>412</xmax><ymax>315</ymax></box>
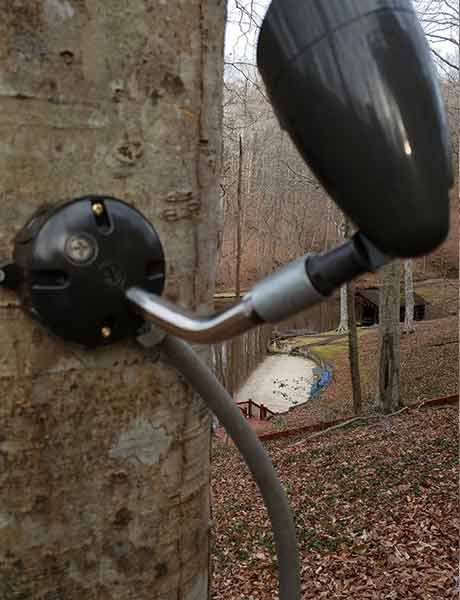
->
<box><xmin>404</xmin><ymin>259</ymin><xmax>416</xmax><ymax>334</ymax></box>
<box><xmin>377</xmin><ymin>261</ymin><xmax>402</xmax><ymax>414</ymax></box>
<box><xmin>347</xmin><ymin>279</ymin><xmax>362</xmax><ymax>415</ymax></box>
<box><xmin>340</xmin><ymin>217</ymin><xmax>362</xmax><ymax>414</ymax></box>
<box><xmin>336</xmin><ymin>218</ymin><xmax>349</xmax><ymax>333</ymax></box>
<box><xmin>235</xmin><ymin>135</ymin><xmax>243</xmax><ymax>298</ymax></box>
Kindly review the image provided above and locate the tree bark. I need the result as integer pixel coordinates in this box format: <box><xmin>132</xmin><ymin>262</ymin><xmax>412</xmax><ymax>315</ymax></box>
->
<box><xmin>338</xmin><ymin>216</ymin><xmax>362</xmax><ymax>414</ymax></box>
<box><xmin>235</xmin><ymin>135</ymin><xmax>243</xmax><ymax>298</ymax></box>
<box><xmin>377</xmin><ymin>261</ymin><xmax>402</xmax><ymax>414</ymax></box>
<box><xmin>0</xmin><ymin>2</ymin><xmax>225</xmax><ymax>598</ymax></box>
<box><xmin>347</xmin><ymin>279</ymin><xmax>362</xmax><ymax>415</ymax></box>
<box><xmin>337</xmin><ymin>284</ymin><xmax>349</xmax><ymax>333</ymax></box>
<box><xmin>336</xmin><ymin>219</ymin><xmax>349</xmax><ymax>333</ymax></box>
<box><xmin>403</xmin><ymin>259</ymin><xmax>416</xmax><ymax>334</ymax></box>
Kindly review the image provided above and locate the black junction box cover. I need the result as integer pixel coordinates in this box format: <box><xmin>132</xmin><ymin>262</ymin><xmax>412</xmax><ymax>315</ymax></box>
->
<box><xmin>13</xmin><ymin>196</ymin><xmax>165</xmax><ymax>347</ymax></box>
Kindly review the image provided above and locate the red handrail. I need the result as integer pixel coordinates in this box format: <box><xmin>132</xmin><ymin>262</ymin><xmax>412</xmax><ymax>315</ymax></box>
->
<box><xmin>236</xmin><ymin>399</ymin><xmax>277</xmax><ymax>421</ymax></box>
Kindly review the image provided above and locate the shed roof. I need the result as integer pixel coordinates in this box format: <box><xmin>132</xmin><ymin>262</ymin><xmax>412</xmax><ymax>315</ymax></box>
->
<box><xmin>356</xmin><ymin>288</ymin><xmax>427</xmax><ymax>307</ymax></box>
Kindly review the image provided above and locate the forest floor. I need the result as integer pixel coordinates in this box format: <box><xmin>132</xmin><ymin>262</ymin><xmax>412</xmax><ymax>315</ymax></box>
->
<box><xmin>211</xmin><ymin>404</ymin><xmax>458</xmax><ymax>599</ymax></box>
<box><xmin>243</xmin><ymin>316</ymin><xmax>458</xmax><ymax>435</ymax></box>
<box><xmin>282</xmin><ymin>316</ymin><xmax>458</xmax><ymax>429</ymax></box>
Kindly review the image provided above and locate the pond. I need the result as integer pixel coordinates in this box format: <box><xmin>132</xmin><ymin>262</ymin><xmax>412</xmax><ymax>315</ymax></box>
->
<box><xmin>235</xmin><ymin>354</ymin><xmax>316</xmax><ymax>414</ymax></box>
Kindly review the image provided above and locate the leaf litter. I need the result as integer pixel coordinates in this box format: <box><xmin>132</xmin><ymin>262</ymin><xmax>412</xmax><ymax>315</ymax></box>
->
<box><xmin>211</xmin><ymin>405</ymin><xmax>458</xmax><ymax>599</ymax></box>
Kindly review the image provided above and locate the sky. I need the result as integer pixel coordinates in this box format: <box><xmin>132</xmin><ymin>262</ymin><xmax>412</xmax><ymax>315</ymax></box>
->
<box><xmin>225</xmin><ymin>0</ymin><xmax>268</xmax><ymax>63</ymax></box>
<box><xmin>225</xmin><ymin>0</ymin><xmax>458</xmax><ymax>70</ymax></box>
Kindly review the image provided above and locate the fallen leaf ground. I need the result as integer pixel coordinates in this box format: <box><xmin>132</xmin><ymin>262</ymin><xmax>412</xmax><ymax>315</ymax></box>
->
<box><xmin>211</xmin><ymin>405</ymin><xmax>458</xmax><ymax>599</ymax></box>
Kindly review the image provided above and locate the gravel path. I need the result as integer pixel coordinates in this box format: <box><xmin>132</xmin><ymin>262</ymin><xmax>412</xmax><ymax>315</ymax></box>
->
<box><xmin>235</xmin><ymin>355</ymin><xmax>316</xmax><ymax>413</ymax></box>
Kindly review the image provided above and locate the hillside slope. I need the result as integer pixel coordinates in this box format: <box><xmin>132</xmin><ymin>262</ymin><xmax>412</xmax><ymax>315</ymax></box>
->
<box><xmin>279</xmin><ymin>317</ymin><xmax>458</xmax><ymax>429</ymax></box>
<box><xmin>211</xmin><ymin>405</ymin><xmax>458</xmax><ymax>599</ymax></box>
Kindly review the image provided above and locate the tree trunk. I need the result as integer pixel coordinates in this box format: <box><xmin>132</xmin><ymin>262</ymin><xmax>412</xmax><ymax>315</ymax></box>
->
<box><xmin>377</xmin><ymin>261</ymin><xmax>402</xmax><ymax>414</ymax></box>
<box><xmin>347</xmin><ymin>280</ymin><xmax>362</xmax><ymax>415</ymax></box>
<box><xmin>0</xmin><ymin>3</ymin><xmax>225</xmax><ymax>599</ymax></box>
<box><xmin>235</xmin><ymin>135</ymin><xmax>243</xmax><ymax>298</ymax></box>
<box><xmin>403</xmin><ymin>259</ymin><xmax>416</xmax><ymax>334</ymax></box>
<box><xmin>336</xmin><ymin>218</ymin><xmax>349</xmax><ymax>333</ymax></box>
<box><xmin>337</xmin><ymin>284</ymin><xmax>349</xmax><ymax>333</ymax></box>
<box><xmin>337</xmin><ymin>216</ymin><xmax>362</xmax><ymax>413</ymax></box>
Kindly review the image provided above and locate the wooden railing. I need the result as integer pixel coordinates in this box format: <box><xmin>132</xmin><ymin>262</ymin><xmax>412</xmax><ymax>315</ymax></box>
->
<box><xmin>236</xmin><ymin>399</ymin><xmax>277</xmax><ymax>421</ymax></box>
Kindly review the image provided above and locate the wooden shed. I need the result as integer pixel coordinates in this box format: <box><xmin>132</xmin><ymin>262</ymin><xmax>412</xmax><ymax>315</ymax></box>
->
<box><xmin>355</xmin><ymin>288</ymin><xmax>427</xmax><ymax>326</ymax></box>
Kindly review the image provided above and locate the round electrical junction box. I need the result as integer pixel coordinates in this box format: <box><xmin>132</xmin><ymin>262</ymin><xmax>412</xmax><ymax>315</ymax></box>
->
<box><xmin>11</xmin><ymin>196</ymin><xmax>165</xmax><ymax>347</ymax></box>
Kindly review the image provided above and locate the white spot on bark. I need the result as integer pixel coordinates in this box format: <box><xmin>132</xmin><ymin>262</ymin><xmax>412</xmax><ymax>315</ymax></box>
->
<box><xmin>43</xmin><ymin>0</ymin><xmax>75</xmax><ymax>24</ymax></box>
<box><xmin>0</xmin><ymin>75</ymin><xmax>18</xmax><ymax>97</ymax></box>
<box><xmin>0</xmin><ymin>440</ymin><xmax>27</xmax><ymax>456</ymax></box>
<box><xmin>110</xmin><ymin>79</ymin><xmax>125</xmax><ymax>95</ymax></box>
<box><xmin>110</xmin><ymin>419</ymin><xmax>171</xmax><ymax>466</ymax></box>
<box><xmin>87</xmin><ymin>111</ymin><xmax>109</xmax><ymax>128</ymax></box>
<box><xmin>0</xmin><ymin>513</ymin><xmax>13</xmax><ymax>529</ymax></box>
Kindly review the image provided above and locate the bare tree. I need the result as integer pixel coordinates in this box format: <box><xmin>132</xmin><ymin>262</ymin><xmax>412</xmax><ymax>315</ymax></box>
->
<box><xmin>335</xmin><ymin>219</ymin><xmax>349</xmax><ymax>333</ymax></box>
<box><xmin>333</xmin><ymin>218</ymin><xmax>364</xmax><ymax>414</ymax></box>
<box><xmin>337</xmin><ymin>286</ymin><xmax>349</xmax><ymax>333</ymax></box>
<box><xmin>404</xmin><ymin>259</ymin><xmax>416</xmax><ymax>334</ymax></box>
<box><xmin>377</xmin><ymin>262</ymin><xmax>403</xmax><ymax>414</ymax></box>
<box><xmin>347</xmin><ymin>278</ymin><xmax>363</xmax><ymax>415</ymax></box>
<box><xmin>0</xmin><ymin>2</ymin><xmax>225</xmax><ymax>597</ymax></box>
<box><xmin>236</xmin><ymin>135</ymin><xmax>243</xmax><ymax>297</ymax></box>
<box><xmin>414</xmin><ymin>0</ymin><xmax>459</xmax><ymax>172</ymax></box>
<box><xmin>414</xmin><ymin>0</ymin><xmax>459</xmax><ymax>74</ymax></box>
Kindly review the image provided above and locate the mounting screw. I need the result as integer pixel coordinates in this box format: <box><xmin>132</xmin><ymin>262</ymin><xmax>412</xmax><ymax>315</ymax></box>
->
<box><xmin>65</xmin><ymin>234</ymin><xmax>97</xmax><ymax>264</ymax></box>
<box><xmin>101</xmin><ymin>326</ymin><xmax>112</xmax><ymax>339</ymax></box>
<box><xmin>92</xmin><ymin>203</ymin><xmax>105</xmax><ymax>217</ymax></box>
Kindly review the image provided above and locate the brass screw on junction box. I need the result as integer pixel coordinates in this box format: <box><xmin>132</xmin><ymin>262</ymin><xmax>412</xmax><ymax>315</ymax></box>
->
<box><xmin>92</xmin><ymin>203</ymin><xmax>104</xmax><ymax>217</ymax></box>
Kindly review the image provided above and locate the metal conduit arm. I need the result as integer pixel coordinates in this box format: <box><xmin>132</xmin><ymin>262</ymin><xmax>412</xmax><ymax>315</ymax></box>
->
<box><xmin>126</xmin><ymin>289</ymin><xmax>259</xmax><ymax>343</ymax></box>
<box><xmin>127</xmin><ymin>233</ymin><xmax>389</xmax><ymax>344</ymax></box>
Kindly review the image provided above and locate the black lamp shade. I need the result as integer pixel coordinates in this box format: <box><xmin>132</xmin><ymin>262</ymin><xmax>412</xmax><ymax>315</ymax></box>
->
<box><xmin>258</xmin><ymin>0</ymin><xmax>453</xmax><ymax>257</ymax></box>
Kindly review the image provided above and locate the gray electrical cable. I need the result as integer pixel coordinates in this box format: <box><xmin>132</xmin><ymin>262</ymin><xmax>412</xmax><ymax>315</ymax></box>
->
<box><xmin>161</xmin><ymin>335</ymin><xmax>300</xmax><ymax>600</ymax></box>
